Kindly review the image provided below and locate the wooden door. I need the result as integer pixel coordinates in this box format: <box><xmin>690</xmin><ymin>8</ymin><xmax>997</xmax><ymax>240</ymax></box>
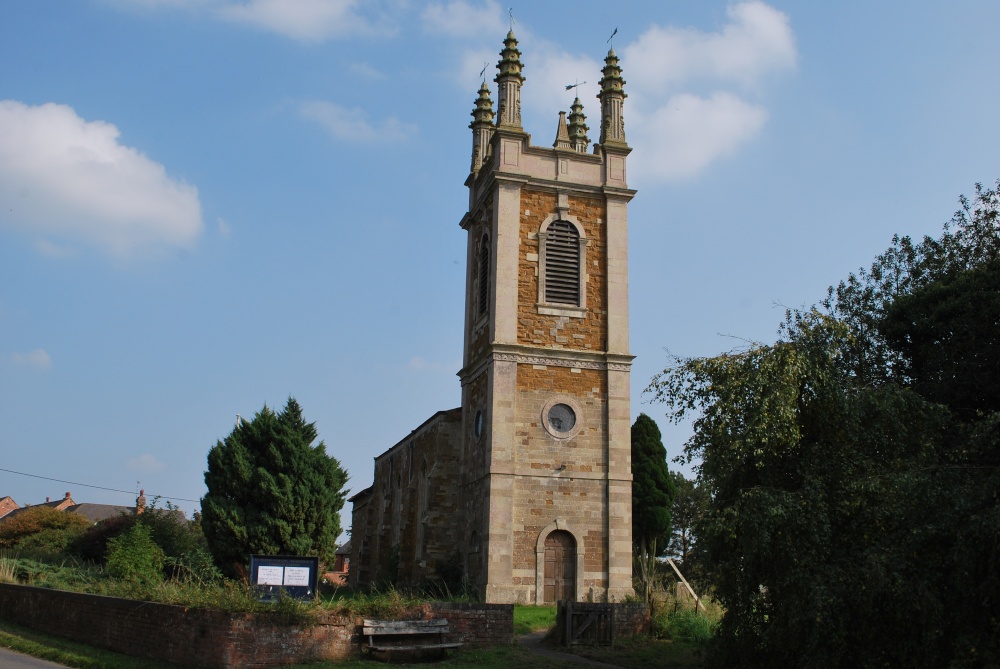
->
<box><xmin>543</xmin><ymin>530</ymin><xmax>576</xmax><ymax>603</ymax></box>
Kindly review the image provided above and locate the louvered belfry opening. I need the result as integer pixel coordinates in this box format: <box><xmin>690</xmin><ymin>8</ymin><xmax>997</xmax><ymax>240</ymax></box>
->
<box><xmin>478</xmin><ymin>234</ymin><xmax>490</xmax><ymax>316</ymax></box>
<box><xmin>544</xmin><ymin>220</ymin><xmax>580</xmax><ymax>305</ymax></box>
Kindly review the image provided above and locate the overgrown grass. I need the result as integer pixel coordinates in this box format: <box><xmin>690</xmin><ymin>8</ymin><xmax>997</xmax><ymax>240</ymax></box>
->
<box><xmin>651</xmin><ymin>592</ymin><xmax>722</xmax><ymax>647</ymax></box>
<box><xmin>513</xmin><ymin>605</ymin><xmax>557</xmax><ymax>635</ymax></box>
<box><xmin>319</xmin><ymin>586</ymin><xmax>428</xmax><ymax>618</ymax></box>
<box><xmin>0</xmin><ymin>551</ymin><xmax>17</xmax><ymax>584</ymax></box>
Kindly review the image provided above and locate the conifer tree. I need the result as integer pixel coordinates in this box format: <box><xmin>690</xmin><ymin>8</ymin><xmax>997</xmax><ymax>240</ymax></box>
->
<box><xmin>201</xmin><ymin>398</ymin><xmax>347</xmax><ymax>575</ymax></box>
<box><xmin>631</xmin><ymin>413</ymin><xmax>676</xmax><ymax>598</ymax></box>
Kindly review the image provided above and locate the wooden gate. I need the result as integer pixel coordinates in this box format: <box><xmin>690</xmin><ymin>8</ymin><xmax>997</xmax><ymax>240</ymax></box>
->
<box><xmin>543</xmin><ymin>530</ymin><xmax>576</xmax><ymax>603</ymax></box>
<box><xmin>557</xmin><ymin>601</ymin><xmax>615</xmax><ymax>646</ymax></box>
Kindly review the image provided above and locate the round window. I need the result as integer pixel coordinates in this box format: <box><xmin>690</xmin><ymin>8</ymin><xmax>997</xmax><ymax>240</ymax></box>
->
<box><xmin>474</xmin><ymin>409</ymin><xmax>484</xmax><ymax>439</ymax></box>
<box><xmin>547</xmin><ymin>403</ymin><xmax>576</xmax><ymax>433</ymax></box>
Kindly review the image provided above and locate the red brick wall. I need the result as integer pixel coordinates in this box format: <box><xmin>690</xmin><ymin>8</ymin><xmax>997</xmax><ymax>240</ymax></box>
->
<box><xmin>554</xmin><ymin>601</ymin><xmax>651</xmax><ymax>645</ymax></box>
<box><xmin>0</xmin><ymin>584</ymin><xmax>513</xmax><ymax>668</ymax></box>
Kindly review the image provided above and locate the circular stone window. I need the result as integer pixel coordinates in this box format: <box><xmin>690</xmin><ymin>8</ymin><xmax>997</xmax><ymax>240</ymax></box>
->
<box><xmin>547</xmin><ymin>403</ymin><xmax>576</xmax><ymax>433</ymax></box>
<box><xmin>541</xmin><ymin>396</ymin><xmax>584</xmax><ymax>439</ymax></box>
<box><xmin>474</xmin><ymin>409</ymin><xmax>484</xmax><ymax>439</ymax></box>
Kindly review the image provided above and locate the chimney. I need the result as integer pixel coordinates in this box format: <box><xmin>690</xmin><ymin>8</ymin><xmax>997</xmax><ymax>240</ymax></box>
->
<box><xmin>65</xmin><ymin>492</ymin><xmax>71</xmax><ymax>499</ymax></box>
<box><xmin>136</xmin><ymin>489</ymin><xmax>147</xmax><ymax>515</ymax></box>
<box><xmin>46</xmin><ymin>497</ymin><xmax>50</xmax><ymax>502</ymax></box>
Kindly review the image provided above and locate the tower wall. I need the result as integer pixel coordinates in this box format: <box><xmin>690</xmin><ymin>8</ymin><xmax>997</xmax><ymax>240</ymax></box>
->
<box><xmin>460</xmin><ymin>40</ymin><xmax>636</xmax><ymax>599</ymax></box>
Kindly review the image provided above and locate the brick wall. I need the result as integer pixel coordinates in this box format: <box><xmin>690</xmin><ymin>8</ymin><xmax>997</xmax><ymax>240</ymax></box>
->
<box><xmin>0</xmin><ymin>584</ymin><xmax>514</xmax><ymax>668</ymax></box>
<box><xmin>518</xmin><ymin>190</ymin><xmax>607</xmax><ymax>351</ymax></box>
<box><xmin>554</xmin><ymin>601</ymin><xmax>650</xmax><ymax>645</ymax></box>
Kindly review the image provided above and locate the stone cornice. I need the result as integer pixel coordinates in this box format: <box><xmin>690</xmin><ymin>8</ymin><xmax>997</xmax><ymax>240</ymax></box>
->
<box><xmin>458</xmin><ymin>343</ymin><xmax>635</xmax><ymax>383</ymax></box>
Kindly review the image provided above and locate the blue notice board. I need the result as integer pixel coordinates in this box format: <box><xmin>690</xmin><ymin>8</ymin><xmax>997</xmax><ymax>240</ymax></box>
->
<box><xmin>249</xmin><ymin>555</ymin><xmax>319</xmax><ymax>601</ymax></box>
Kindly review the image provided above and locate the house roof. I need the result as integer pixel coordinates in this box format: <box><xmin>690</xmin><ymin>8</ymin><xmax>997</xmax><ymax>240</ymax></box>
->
<box><xmin>335</xmin><ymin>539</ymin><xmax>352</xmax><ymax>555</ymax></box>
<box><xmin>0</xmin><ymin>496</ymin><xmax>18</xmax><ymax>520</ymax></box>
<box><xmin>347</xmin><ymin>486</ymin><xmax>373</xmax><ymax>503</ymax></box>
<box><xmin>66</xmin><ymin>503</ymin><xmax>134</xmax><ymax>523</ymax></box>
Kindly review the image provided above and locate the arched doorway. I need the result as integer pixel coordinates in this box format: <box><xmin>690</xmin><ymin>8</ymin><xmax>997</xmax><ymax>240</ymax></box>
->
<box><xmin>543</xmin><ymin>530</ymin><xmax>576</xmax><ymax>603</ymax></box>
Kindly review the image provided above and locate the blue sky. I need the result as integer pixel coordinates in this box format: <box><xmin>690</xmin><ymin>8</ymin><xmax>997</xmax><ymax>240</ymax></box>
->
<box><xmin>2</xmin><ymin>1</ymin><xmax>998</xmax><ymax>531</ymax></box>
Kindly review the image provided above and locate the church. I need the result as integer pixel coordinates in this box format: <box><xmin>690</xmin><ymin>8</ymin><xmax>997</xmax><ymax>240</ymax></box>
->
<box><xmin>348</xmin><ymin>30</ymin><xmax>635</xmax><ymax>604</ymax></box>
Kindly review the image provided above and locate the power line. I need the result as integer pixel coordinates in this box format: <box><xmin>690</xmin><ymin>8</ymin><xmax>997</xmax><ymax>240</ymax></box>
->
<box><xmin>0</xmin><ymin>467</ymin><xmax>200</xmax><ymax>503</ymax></box>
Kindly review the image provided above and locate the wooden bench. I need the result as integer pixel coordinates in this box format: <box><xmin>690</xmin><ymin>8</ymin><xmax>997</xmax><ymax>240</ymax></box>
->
<box><xmin>362</xmin><ymin>619</ymin><xmax>463</xmax><ymax>659</ymax></box>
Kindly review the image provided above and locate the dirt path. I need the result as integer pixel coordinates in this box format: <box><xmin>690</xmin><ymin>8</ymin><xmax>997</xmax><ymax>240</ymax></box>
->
<box><xmin>516</xmin><ymin>632</ymin><xmax>623</xmax><ymax>668</ymax></box>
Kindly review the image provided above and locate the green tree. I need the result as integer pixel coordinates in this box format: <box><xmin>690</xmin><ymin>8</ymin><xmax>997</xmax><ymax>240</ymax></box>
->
<box><xmin>201</xmin><ymin>398</ymin><xmax>348</xmax><ymax>576</ymax></box>
<box><xmin>648</xmin><ymin>181</ymin><xmax>1000</xmax><ymax>667</ymax></box>
<box><xmin>666</xmin><ymin>472</ymin><xmax>709</xmax><ymax>570</ymax></box>
<box><xmin>631</xmin><ymin>413</ymin><xmax>676</xmax><ymax>600</ymax></box>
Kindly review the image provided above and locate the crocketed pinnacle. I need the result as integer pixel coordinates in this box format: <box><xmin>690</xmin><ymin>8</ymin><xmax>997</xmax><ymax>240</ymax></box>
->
<box><xmin>553</xmin><ymin>111</ymin><xmax>571</xmax><ymax>149</ymax></box>
<box><xmin>567</xmin><ymin>97</ymin><xmax>590</xmax><ymax>152</ymax></box>
<box><xmin>598</xmin><ymin>48</ymin><xmax>626</xmax><ymax>98</ymax></box>
<box><xmin>470</xmin><ymin>81</ymin><xmax>494</xmax><ymax>126</ymax></box>
<box><xmin>495</xmin><ymin>30</ymin><xmax>525</xmax><ymax>84</ymax></box>
<box><xmin>598</xmin><ymin>48</ymin><xmax>628</xmax><ymax>146</ymax></box>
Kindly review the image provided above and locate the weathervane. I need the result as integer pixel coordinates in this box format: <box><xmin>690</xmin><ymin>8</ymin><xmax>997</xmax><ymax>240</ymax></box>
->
<box><xmin>564</xmin><ymin>80</ymin><xmax>587</xmax><ymax>95</ymax></box>
<box><xmin>479</xmin><ymin>61</ymin><xmax>489</xmax><ymax>83</ymax></box>
<box><xmin>607</xmin><ymin>27</ymin><xmax>618</xmax><ymax>48</ymax></box>
<box><xmin>508</xmin><ymin>7</ymin><xmax>515</xmax><ymax>31</ymax></box>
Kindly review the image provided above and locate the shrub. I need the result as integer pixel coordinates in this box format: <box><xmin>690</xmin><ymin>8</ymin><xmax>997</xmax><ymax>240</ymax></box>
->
<box><xmin>166</xmin><ymin>547</ymin><xmax>223</xmax><ymax>585</ymax></box>
<box><xmin>106</xmin><ymin>524</ymin><xmax>165</xmax><ymax>583</ymax></box>
<box><xmin>71</xmin><ymin>506</ymin><xmax>203</xmax><ymax>565</ymax></box>
<box><xmin>0</xmin><ymin>507</ymin><xmax>90</xmax><ymax>549</ymax></box>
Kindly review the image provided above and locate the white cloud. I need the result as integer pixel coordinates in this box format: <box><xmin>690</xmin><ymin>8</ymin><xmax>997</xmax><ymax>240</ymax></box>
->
<box><xmin>10</xmin><ymin>348</ymin><xmax>52</xmax><ymax>371</ymax></box>
<box><xmin>631</xmin><ymin>92</ymin><xmax>769</xmax><ymax>181</ymax></box>
<box><xmin>444</xmin><ymin>1</ymin><xmax>795</xmax><ymax>181</ymax></box>
<box><xmin>217</xmin><ymin>216</ymin><xmax>231</xmax><ymax>239</ymax></box>
<box><xmin>35</xmin><ymin>239</ymin><xmax>77</xmax><ymax>259</ymax></box>
<box><xmin>624</xmin><ymin>1</ymin><xmax>796</xmax><ymax>92</ymax></box>
<box><xmin>421</xmin><ymin>0</ymin><xmax>504</xmax><ymax>37</ymax></box>
<box><xmin>349</xmin><ymin>62</ymin><xmax>387</xmax><ymax>80</ymax></box>
<box><xmin>0</xmin><ymin>100</ymin><xmax>202</xmax><ymax>258</ymax></box>
<box><xmin>217</xmin><ymin>0</ymin><xmax>389</xmax><ymax>42</ymax></box>
<box><xmin>127</xmin><ymin>454</ymin><xmax>167</xmax><ymax>472</ymax></box>
<box><xmin>300</xmin><ymin>101</ymin><xmax>415</xmax><ymax>142</ymax></box>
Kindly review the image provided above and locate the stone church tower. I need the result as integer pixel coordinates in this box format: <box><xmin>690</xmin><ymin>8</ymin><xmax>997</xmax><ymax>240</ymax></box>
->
<box><xmin>458</xmin><ymin>32</ymin><xmax>635</xmax><ymax>603</ymax></box>
<box><xmin>348</xmin><ymin>31</ymin><xmax>634</xmax><ymax>604</ymax></box>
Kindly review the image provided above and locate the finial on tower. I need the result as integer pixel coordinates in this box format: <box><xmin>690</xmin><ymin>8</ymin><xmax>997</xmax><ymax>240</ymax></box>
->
<box><xmin>553</xmin><ymin>111</ymin><xmax>571</xmax><ymax>149</ymax></box>
<box><xmin>568</xmin><ymin>97</ymin><xmax>590</xmax><ymax>153</ymax></box>
<box><xmin>495</xmin><ymin>30</ymin><xmax>524</xmax><ymax>129</ymax></box>
<box><xmin>597</xmin><ymin>47</ymin><xmax>627</xmax><ymax>147</ymax></box>
<box><xmin>470</xmin><ymin>81</ymin><xmax>495</xmax><ymax>173</ymax></box>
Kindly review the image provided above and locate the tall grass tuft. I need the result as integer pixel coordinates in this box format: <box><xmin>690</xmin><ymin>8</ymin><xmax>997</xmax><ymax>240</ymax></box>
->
<box><xmin>651</xmin><ymin>589</ymin><xmax>722</xmax><ymax>646</ymax></box>
<box><xmin>0</xmin><ymin>551</ymin><xmax>17</xmax><ymax>584</ymax></box>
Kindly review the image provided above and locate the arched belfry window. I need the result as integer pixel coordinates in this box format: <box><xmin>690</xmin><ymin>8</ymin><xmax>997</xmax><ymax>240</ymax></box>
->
<box><xmin>543</xmin><ymin>221</ymin><xmax>580</xmax><ymax>305</ymax></box>
<box><xmin>538</xmin><ymin>218</ymin><xmax>587</xmax><ymax>315</ymax></box>
<box><xmin>477</xmin><ymin>234</ymin><xmax>490</xmax><ymax>317</ymax></box>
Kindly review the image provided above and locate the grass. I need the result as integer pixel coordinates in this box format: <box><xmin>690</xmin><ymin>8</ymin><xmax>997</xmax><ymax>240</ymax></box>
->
<box><xmin>0</xmin><ymin>551</ymin><xmax>17</xmax><ymax>584</ymax></box>
<box><xmin>651</xmin><ymin>592</ymin><xmax>723</xmax><ymax>647</ymax></box>
<box><xmin>0</xmin><ymin>619</ymin><xmax>181</xmax><ymax>669</ymax></box>
<box><xmin>568</xmin><ymin>636</ymin><xmax>707</xmax><ymax>668</ymax></box>
<box><xmin>513</xmin><ymin>604</ymin><xmax>557</xmax><ymax>635</ymax></box>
